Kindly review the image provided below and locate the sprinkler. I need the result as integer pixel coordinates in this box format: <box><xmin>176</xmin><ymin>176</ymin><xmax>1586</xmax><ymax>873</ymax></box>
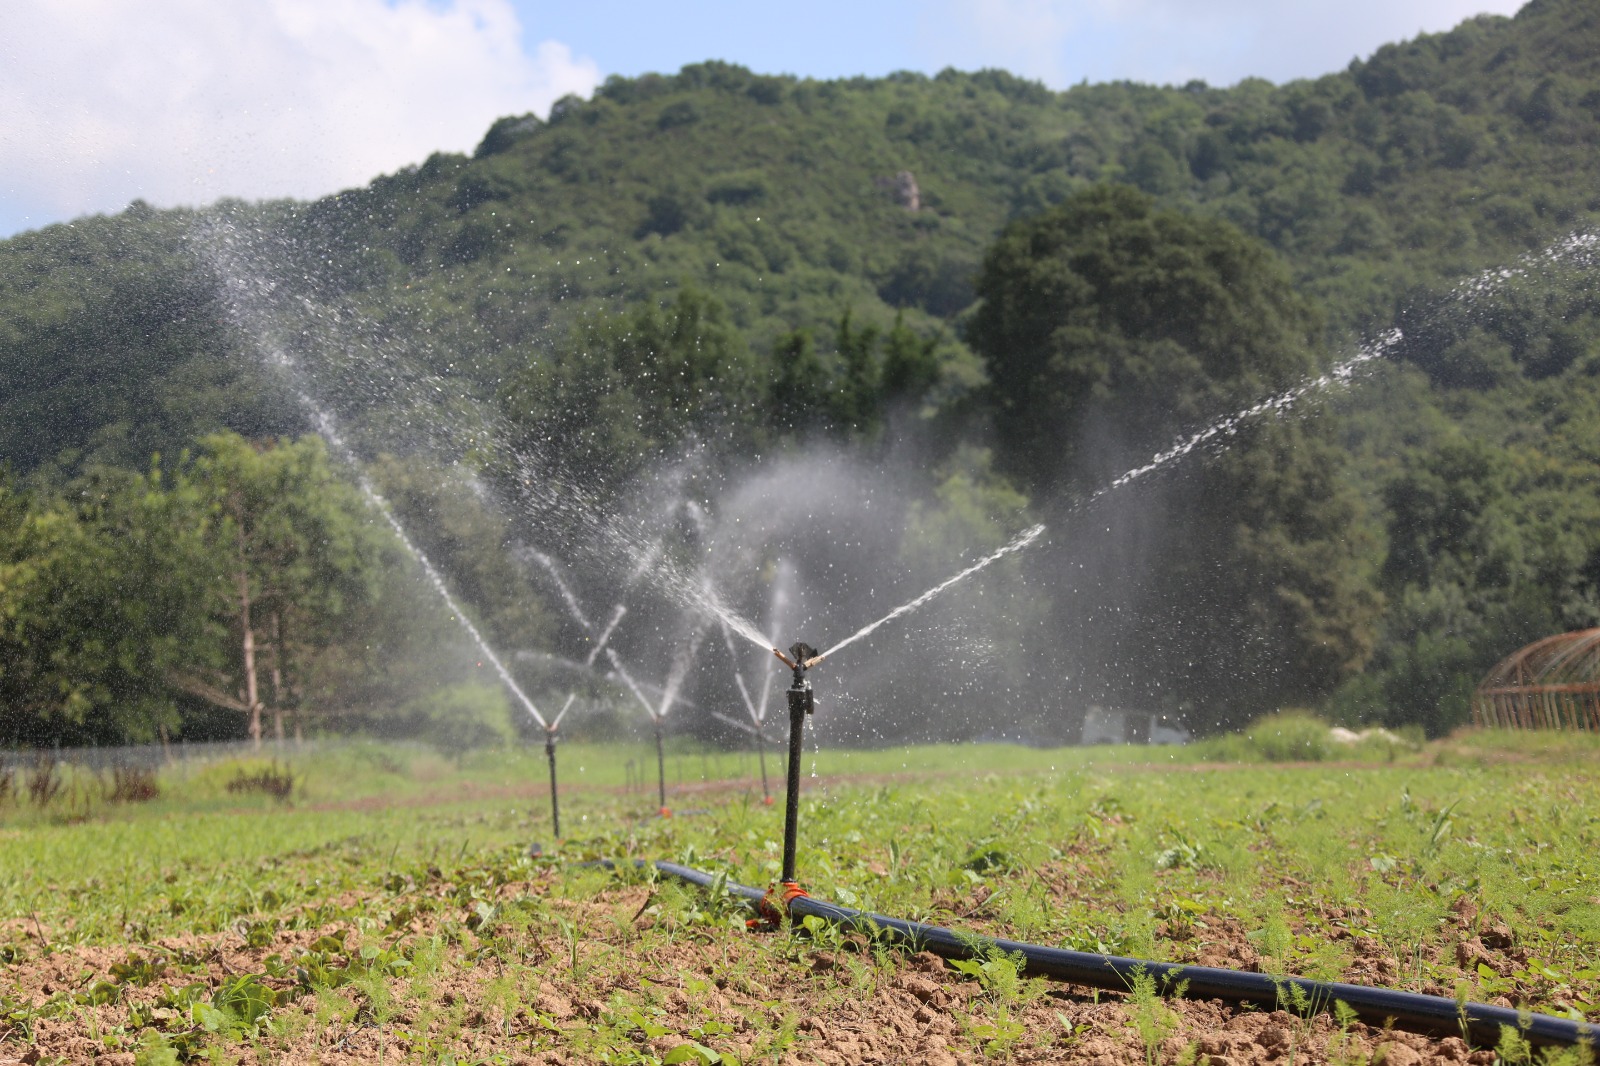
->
<box><xmin>647</xmin><ymin>621</ymin><xmax>707</xmax><ymax>818</ymax></box>
<box><xmin>654</xmin><ymin>719</ymin><xmax>669</xmax><ymax>817</ymax></box>
<box><xmin>717</xmin><ymin>617</ymin><xmax>778</xmax><ymax>804</ymax></box>
<box><xmin>709</xmin><ymin>709</ymin><xmax>779</xmax><ymax>804</ymax></box>
<box><xmin>541</xmin><ymin>692</ymin><xmax>579</xmax><ymax>840</ymax></box>
<box><xmin>756</xmin><ymin>721</ymin><xmax>773</xmax><ymax>805</ymax></box>
<box><xmin>544</xmin><ymin>730</ymin><xmax>560</xmax><ymax>839</ymax></box>
<box><xmin>772</xmin><ymin>642</ymin><xmax>822</xmax><ymax>885</ymax></box>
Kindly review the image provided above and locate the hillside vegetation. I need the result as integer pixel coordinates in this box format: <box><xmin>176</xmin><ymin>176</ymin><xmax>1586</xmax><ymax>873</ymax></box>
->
<box><xmin>3</xmin><ymin>0</ymin><xmax>1600</xmax><ymax>744</ymax></box>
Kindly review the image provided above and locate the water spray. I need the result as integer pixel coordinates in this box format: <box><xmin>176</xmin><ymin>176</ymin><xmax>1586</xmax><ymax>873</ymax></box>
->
<box><xmin>647</xmin><ymin>622</ymin><xmax>708</xmax><ymax>816</ymax></box>
<box><xmin>534</xmin><ymin>602</ymin><xmax>633</xmax><ymax>839</ymax></box>
<box><xmin>526</xmin><ymin>551</ymin><xmax>665</xmax><ymax>832</ymax></box>
<box><xmin>720</xmin><ymin>618</ymin><xmax>775</xmax><ymax>803</ymax></box>
<box><xmin>754</xmin><ymin>704</ymin><xmax>773</xmax><ymax>805</ymax></box>
<box><xmin>535</xmin><ymin>546</ymin><xmax>708</xmax><ymax>820</ymax></box>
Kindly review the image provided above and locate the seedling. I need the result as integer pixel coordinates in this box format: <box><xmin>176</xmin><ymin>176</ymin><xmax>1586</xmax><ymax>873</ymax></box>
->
<box><xmin>1125</xmin><ymin>965</ymin><xmax>1186</xmax><ymax>1066</ymax></box>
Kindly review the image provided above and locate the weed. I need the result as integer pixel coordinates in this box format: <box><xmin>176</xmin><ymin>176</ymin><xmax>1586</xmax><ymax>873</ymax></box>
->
<box><xmin>1423</xmin><ymin>800</ymin><xmax>1460</xmax><ymax>856</ymax></box>
<box><xmin>1277</xmin><ymin>978</ymin><xmax>1338</xmax><ymax>1063</ymax></box>
<box><xmin>27</xmin><ymin>756</ymin><xmax>63</xmax><ymax>807</ymax></box>
<box><xmin>234</xmin><ymin>919</ymin><xmax>276</xmax><ymax>950</ymax></box>
<box><xmin>948</xmin><ymin>939</ymin><xmax>1027</xmax><ymax>1002</ymax></box>
<box><xmin>1251</xmin><ymin>914</ymin><xmax>1293</xmax><ymax>971</ymax></box>
<box><xmin>4</xmin><ymin>738</ymin><xmax>1600</xmax><ymax>1062</ymax></box>
<box><xmin>797</xmin><ymin>913</ymin><xmax>845</xmax><ymax>955</ymax></box>
<box><xmin>210</xmin><ymin>974</ymin><xmax>283</xmax><ymax>1030</ymax></box>
<box><xmin>1496</xmin><ymin>1022</ymin><xmax>1534</xmax><ymax>1066</ymax></box>
<box><xmin>107</xmin><ymin>766</ymin><xmax>160</xmax><ymax>804</ymax></box>
<box><xmin>1154</xmin><ymin>830</ymin><xmax>1211</xmax><ymax>870</ymax></box>
<box><xmin>963</xmin><ymin>845</ymin><xmax>1014</xmax><ymax>874</ymax></box>
<box><xmin>1326</xmin><ymin>1000</ymin><xmax>1368</xmax><ymax>1066</ymax></box>
<box><xmin>1126</xmin><ymin>965</ymin><xmax>1185</xmax><ymax>1066</ymax></box>
<box><xmin>225</xmin><ymin>762</ymin><xmax>294</xmax><ymax>801</ymax></box>
<box><xmin>1538</xmin><ymin>1043</ymin><xmax>1597</xmax><ymax>1066</ymax></box>
<box><xmin>134</xmin><ymin>1029</ymin><xmax>180</xmax><ymax>1066</ymax></box>
<box><xmin>963</xmin><ymin>1007</ymin><xmax>1028</xmax><ymax>1059</ymax></box>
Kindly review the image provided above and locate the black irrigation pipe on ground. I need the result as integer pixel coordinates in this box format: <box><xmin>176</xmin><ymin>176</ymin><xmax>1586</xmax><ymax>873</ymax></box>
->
<box><xmin>637</xmin><ymin>861</ymin><xmax>1598</xmax><ymax>1050</ymax></box>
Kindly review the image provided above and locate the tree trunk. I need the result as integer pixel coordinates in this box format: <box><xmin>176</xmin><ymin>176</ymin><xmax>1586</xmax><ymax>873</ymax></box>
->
<box><xmin>269</xmin><ymin>609</ymin><xmax>286</xmax><ymax>742</ymax></box>
<box><xmin>236</xmin><ymin>554</ymin><xmax>261</xmax><ymax>748</ymax></box>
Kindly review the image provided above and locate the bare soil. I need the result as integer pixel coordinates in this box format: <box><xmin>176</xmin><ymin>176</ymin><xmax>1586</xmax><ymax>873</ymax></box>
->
<box><xmin>0</xmin><ymin>874</ymin><xmax>1514</xmax><ymax>1065</ymax></box>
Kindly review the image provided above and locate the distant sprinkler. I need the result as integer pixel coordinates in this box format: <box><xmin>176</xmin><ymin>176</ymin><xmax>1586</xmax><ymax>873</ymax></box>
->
<box><xmin>542</xmin><ymin>692</ymin><xmax>579</xmax><ymax>839</ymax></box>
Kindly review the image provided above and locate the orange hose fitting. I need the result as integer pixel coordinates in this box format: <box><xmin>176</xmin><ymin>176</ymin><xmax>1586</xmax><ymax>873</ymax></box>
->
<box><xmin>747</xmin><ymin>880</ymin><xmax>809</xmax><ymax>930</ymax></box>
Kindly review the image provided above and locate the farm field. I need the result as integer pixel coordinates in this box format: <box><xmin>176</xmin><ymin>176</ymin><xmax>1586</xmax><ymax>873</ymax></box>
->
<box><xmin>2</xmin><ymin>731</ymin><xmax>1598</xmax><ymax>1065</ymax></box>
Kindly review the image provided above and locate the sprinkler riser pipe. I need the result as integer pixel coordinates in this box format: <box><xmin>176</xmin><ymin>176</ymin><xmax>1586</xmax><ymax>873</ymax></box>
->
<box><xmin>654</xmin><ymin>723</ymin><xmax>668</xmax><ymax>814</ymax></box>
<box><xmin>756</xmin><ymin>729</ymin><xmax>770</xmax><ymax>803</ymax></box>
<box><xmin>780</xmin><ymin>676</ymin><xmax>813</xmax><ymax>884</ymax></box>
<box><xmin>545</xmin><ymin>733</ymin><xmax>560</xmax><ymax>839</ymax></box>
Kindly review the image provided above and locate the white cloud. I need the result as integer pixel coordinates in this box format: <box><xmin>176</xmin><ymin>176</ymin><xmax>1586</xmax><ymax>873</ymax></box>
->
<box><xmin>0</xmin><ymin>0</ymin><xmax>600</xmax><ymax>234</ymax></box>
<box><xmin>920</xmin><ymin>0</ymin><xmax>1525</xmax><ymax>88</ymax></box>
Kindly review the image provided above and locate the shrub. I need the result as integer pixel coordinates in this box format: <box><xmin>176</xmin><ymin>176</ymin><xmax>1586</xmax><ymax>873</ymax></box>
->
<box><xmin>412</xmin><ymin>683</ymin><xmax>514</xmax><ymax>761</ymax></box>
<box><xmin>106</xmin><ymin>765</ymin><xmax>160</xmax><ymax>803</ymax></box>
<box><xmin>224</xmin><ymin>760</ymin><xmax>295</xmax><ymax>801</ymax></box>
<box><xmin>1246</xmin><ymin>711</ymin><xmax>1332</xmax><ymax>762</ymax></box>
<box><xmin>26</xmin><ymin>756</ymin><xmax>63</xmax><ymax>806</ymax></box>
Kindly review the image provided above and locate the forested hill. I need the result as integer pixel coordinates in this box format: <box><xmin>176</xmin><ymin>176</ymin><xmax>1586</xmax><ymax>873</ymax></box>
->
<box><xmin>3</xmin><ymin>0</ymin><xmax>1600</xmax><ymax>742</ymax></box>
<box><xmin>3</xmin><ymin>0</ymin><xmax>1598</xmax><ymax>475</ymax></box>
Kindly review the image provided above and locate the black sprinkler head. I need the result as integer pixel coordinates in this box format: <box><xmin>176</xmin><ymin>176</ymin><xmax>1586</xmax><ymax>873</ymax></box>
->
<box><xmin>785</xmin><ymin>641</ymin><xmax>816</xmax><ymax>717</ymax></box>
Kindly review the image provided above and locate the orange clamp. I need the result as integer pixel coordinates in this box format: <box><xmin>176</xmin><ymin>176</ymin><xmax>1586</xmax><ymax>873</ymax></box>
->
<box><xmin>746</xmin><ymin>880</ymin><xmax>809</xmax><ymax>931</ymax></box>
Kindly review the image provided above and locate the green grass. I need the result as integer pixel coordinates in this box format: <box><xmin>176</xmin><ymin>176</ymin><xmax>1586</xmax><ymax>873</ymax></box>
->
<box><xmin>2</xmin><ymin>731</ymin><xmax>1597</xmax><ymax>1062</ymax></box>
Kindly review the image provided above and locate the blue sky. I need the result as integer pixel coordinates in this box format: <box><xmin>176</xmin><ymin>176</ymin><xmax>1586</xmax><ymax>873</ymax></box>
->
<box><xmin>0</xmin><ymin>0</ymin><xmax>1522</xmax><ymax>239</ymax></box>
<box><xmin>504</xmin><ymin>0</ymin><xmax>1521</xmax><ymax>88</ymax></box>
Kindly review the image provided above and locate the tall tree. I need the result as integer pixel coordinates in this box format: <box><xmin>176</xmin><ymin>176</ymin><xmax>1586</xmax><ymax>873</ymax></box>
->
<box><xmin>968</xmin><ymin>184</ymin><xmax>1323</xmax><ymax>494</ymax></box>
<box><xmin>967</xmin><ymin>185</ymin><xmax>1381</xmax><ymax>731</ymax></box>
<box><xmin>0</xmin><ymin>464</ymin><xmax>215</xmax><ymax>746</ymax></box>
<box><xmin>501</xmin><ymin>287</ymin><xmax>759</xmax><ymax>497</ymax></box>
<box><xmin>175</xmin><ymin>433</ymin><xmax>387</xmax><ymax>744</ymax></box>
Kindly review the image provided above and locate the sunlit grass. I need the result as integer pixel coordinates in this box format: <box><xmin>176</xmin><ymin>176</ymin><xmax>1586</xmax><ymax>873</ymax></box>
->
<box><xmin>2</xmin><ymin>730</ymin><xmax>1597</xmax><ymax>1055</ymax></box>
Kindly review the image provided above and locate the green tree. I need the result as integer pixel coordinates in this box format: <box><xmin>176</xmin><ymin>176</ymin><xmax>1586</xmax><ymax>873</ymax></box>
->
<box><xmin>829</xmin><ymin>309</ymin><xmax>882</xmax><ymax>432</ymax></box>
<box><xmin>172</xmin><ymin>433</ymin><xmax>388</xmax><ymax>745</ymax></box>
<box><xmin>968</xmin><ymin>184</ymin><xmax>1323</xmax><ymax>493</ymax></box>
<box><xmin>764</xmin><ymin>310</ymin><xmax>944</xmax><ymax>440</ymax></box>
<box><xmin>967</xmin><ymin>185</ymin><xmax>1380</xmax><ymax>730</ymax></box>
<box><xmin>1332</xmin><ymin>433</ymin><xmax>1600</xmax><ymax>735</ymax></box>
<box><xmin>0</xmin><ymin>463</ymin><xmax>216</xmax><ymax>746</ymax></box>
<box><xmin>767</xmin><ymin>328</ymin><xmax>829</xmax><ymax>432</ymax></box>
<box><xmin>880</xmin><ymin>311</ymin><xmax>943</xmax><ymax>402</ymax></box>
<box><xmin>367</xmin><ymin>454</ymin><xmax>552</xmax><ymax>660</ymax></box>
<box><xmin>501</xmin><ymin>287</ymin><xmax>759</xmax><ymax>493</ymax></box>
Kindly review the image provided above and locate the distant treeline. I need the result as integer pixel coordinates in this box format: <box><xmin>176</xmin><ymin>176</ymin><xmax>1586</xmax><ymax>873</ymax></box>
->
<box><xmin>0</xmin><ymin>435</ymin><xmax>555</xmax><ymax>748</ymax></box>
<box><xmin>3</xmin><ymin>0</ymin><xmax>1600</xmax><ymax>743</ymax></box>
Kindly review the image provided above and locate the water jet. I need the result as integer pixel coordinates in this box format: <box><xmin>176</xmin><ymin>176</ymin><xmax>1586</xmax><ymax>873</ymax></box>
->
<box><xmin>718</xmin><ymin>613</ymin><xmax>790</xmax><ymax>803</ymax></box>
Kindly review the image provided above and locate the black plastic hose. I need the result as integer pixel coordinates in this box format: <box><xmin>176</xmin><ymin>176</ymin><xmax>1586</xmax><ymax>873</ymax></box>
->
<box><xmin>642</xmin><ymin>861</ymin><xmax>1598</xmax><ymax>1049</ymax></box>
